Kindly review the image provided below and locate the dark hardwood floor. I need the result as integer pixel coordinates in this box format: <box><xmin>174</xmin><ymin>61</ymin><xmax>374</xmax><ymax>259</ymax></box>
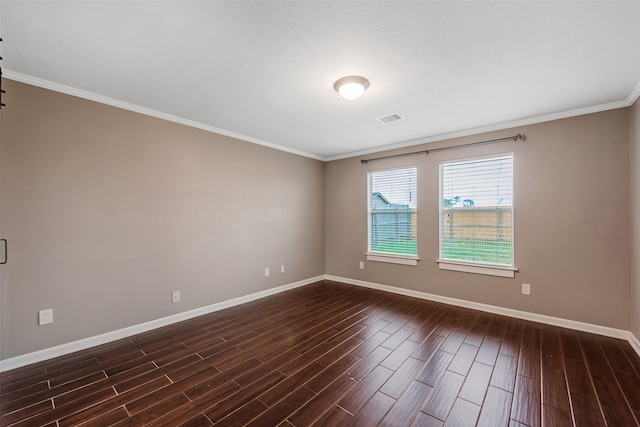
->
<box><xmin>1</xmin><ymin>280</ymin><xmax>640</xmax><ymax>426</ymax></box>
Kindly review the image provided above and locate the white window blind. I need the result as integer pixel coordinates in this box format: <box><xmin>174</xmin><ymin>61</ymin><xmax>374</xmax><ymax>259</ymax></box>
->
<box><xmin>440</xmin><ymin>154</ymin><xmax>513</xmax><ymax>267</ymax></box>
<box><xmin>368</xmin><ymin>167</ymin><xmax>417</xmax><ymax>257</ymax></box>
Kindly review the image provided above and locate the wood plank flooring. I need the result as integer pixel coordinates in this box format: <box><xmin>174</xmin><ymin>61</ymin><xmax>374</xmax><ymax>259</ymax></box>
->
<box><xmin>1</xmin><ymin>280</ymin><xmax>640</xmax><ymax>426</ymax></box>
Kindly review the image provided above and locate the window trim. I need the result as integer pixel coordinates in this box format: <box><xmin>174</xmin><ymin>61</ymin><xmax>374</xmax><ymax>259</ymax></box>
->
<box><xmin>436</xmin><ymin>259</ymin><xmax>517</xmax><ymax>278</ymax></box>
<box><xmin>438</xmin><ymin>153</ymin><xmax>516</xmax><ymax>277</ymax></box>
<box><xmin>366</xmin><ymin>165</ymin><xmax>418</xmax><ymax>265</ymax></box>
<box><xmin>366</xmin><ymin>252</ymin><xmax>419</xmax><ymax>266</ymax></box>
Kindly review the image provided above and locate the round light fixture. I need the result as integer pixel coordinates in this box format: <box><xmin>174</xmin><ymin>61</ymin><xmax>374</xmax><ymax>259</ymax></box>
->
<box><xmin>334</xmin><ymin>76</ymin><xmax>370</xmax><ymax>100</ymax></box>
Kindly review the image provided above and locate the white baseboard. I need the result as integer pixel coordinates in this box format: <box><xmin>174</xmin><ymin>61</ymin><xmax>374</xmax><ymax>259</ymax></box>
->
<box><xmin>0</xmin><ymin>276</ymin><xmax>324</xmax><ymax>373</ymax></box>
<box><xmin>628</xmin><ymin>332</ymin><xmax>640</xmax><ymax>356</ymax></box>
<box><xmin>326</xmin><ymin>275</ymin><xmax>640</xmax><ymax>355</ymax></box>
<box><xmin>3</xmin><ymin>274</ymin><xmax>638</xmax><ymax>372</ymax></box>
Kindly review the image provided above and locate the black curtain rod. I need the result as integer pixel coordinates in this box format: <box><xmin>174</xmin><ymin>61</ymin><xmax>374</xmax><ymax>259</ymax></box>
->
<box><xmin>360</xmin><ymin>133</ymin><xmax>526</xmax><ymax>164</ymax></box>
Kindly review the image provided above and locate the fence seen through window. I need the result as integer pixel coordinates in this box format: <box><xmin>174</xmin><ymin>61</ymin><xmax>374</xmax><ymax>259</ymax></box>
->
<box><xmin>368</xmin><ymin>167</ymin><xmax>417</xmax><ymax>256</ymax></box>
<box><xmin>440</xmin><ymin>154</ymin><xmax>514</xmax><ymax>266</ymax></box>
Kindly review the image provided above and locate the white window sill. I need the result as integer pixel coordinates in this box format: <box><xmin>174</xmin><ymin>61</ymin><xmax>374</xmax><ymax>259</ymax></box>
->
<box><xmin>366</xmin><ymin>253</ymin><xmax>419</xmax><ymax>266</ymax></box>
<box><xmin>437</xmin><ymin>259</ymin><xmax>517</xmax><ymax>278</ymax></box>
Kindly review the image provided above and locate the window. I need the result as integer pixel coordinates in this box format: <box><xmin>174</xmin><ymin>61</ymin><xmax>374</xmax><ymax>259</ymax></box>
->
<box><xmin>439</xmin><ymin>154</ymin><xmax>515</xmax><ymax>277</ymax></box>
<box><xmin>367</xmin><ymin>167</ymin><xmax>418</xmax><ymax>266</ymax></box>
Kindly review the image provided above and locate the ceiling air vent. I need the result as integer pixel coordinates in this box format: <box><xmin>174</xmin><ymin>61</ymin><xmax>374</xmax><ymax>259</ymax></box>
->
<box><xmin>377</xmin><ymin>113</ymin><xmax>405</xmax><ymax>124</ymax></box>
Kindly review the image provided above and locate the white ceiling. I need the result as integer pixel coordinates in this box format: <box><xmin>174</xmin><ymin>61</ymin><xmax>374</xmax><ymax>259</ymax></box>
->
<box><xmin>2</xmin><ymin>1</ymin><xmax>640</xmax><ymax>160</ymax></box>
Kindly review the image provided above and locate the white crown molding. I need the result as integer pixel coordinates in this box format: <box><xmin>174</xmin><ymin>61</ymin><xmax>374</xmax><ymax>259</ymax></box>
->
<box><xmin>5</xmin><ymin>70</ymin><xmax>639</xmax><ymax>163</ymax></box>
<box><xmin>628</xmin><ymin>80</ymin><xmax>640</xmax><ymax>106</ymax></box>
<box><xmin>325</xmin><ymin>99</ymin><xmax>633</xmax><ymax>162</ymax></box>
<box><xmin>2</xmin><ymin>70</ymin><xmax>323</xmax><ymax>162</ymax></box>
<box><xmin>325</xmin><ymin>275</ymin><xmax>638</xmax><ymax>353</ymax></box>
<box><xmin>0</xmin><ymin>275</ymin><xmax>325</xmax><ymax>373</ymax></box>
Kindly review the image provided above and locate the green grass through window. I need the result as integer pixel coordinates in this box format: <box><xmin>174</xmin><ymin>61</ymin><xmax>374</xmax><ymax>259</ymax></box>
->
<box><xmin>371</xmin><ymin>240</ymin><xmax>418</xmax><ymax>256</ymax></box>
<box><xmin>442</xmin><ymin>239</ymin><xmax>512</xmax><ymax>265</ymax></box>
<box><xmin>370</xmin><ymin>239</ymin><xmax>512</xmax><ymax>264</ymax></box>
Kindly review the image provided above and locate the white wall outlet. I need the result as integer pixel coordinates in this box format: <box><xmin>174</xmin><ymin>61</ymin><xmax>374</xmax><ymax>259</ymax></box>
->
<box><xmin>38</xmin><ymin>309</ymin><xmax>53</xmax><ymax>325</ymax></box>
<box><xmin>265</xmin><ymin>267</ymin><xmax>270</xmax><ymax>277</ymax></box>
<box><xmin>171</xmin><ymin>291</ymin><xmax>181</xmax><ymax>303</ymax></box>
<box><xmin>280</xmin><ymin>265</ymin><xmax>285</xmax><ymax>273</ymax></box>
<box><xmin>359</xmin><ymin>261</ymin><xmax>364</xmax><ymax>270</ymax></box>
<box><xmin>522</xmin><ymin>283</ymin><xmax>531</xmax><ymax>296</ymax></box>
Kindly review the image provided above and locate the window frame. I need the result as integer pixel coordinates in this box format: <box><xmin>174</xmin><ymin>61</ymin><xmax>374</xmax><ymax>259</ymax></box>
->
<box><xmin>437</xmin><ymin>153</ymin><xmax>517</xmax><ymax>278</ymax></box>
<box><xmin>366</xmin><ymin>165</ymin><xmax>419</xmax><ymax>266</ymax></box>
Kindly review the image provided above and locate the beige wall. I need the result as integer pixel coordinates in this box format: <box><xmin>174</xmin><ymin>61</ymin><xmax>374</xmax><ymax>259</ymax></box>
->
<box><xmin>631</xmin><ymin>98</ymin><xmax>640</xmax><ymax>337</ymax></box>
<box><xmin>0</xmin><ymin>80</ymin><xmax>325</xmax><ymax>359</ymax></box>
<box><xmin>326</xmin><ymin>109</ymin><xmax>631</xmax><ymax>329</ymax></box>
<box><xmin>0</xmin><ymin>78</ymin><xmax>635</xmax><ymax>361</ymax></box>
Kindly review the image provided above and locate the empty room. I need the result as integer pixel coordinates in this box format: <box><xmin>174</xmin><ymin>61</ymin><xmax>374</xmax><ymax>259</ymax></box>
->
<box><xmin>1</xmin><ymin>1</ymin><xmax>640</xmax><ymax>426</ymax></box>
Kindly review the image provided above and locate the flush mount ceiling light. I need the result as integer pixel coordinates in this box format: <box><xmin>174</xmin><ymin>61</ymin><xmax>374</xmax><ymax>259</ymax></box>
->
<box><xmin>333</xmin><ymin>76</ymin><xmax>370</xmax><ymax>100</ymax></box>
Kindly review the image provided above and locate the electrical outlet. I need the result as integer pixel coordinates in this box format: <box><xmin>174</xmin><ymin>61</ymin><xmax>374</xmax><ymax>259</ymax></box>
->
<box><xmin>38</xmin><ymin>309</ymin><xmax>53</xmax><ymax>325</ymax></box>
<box><xmin>172</xmin><ymin>291</ymin><xmax>181</xmax><ymax>303</ymax></box>
<box><xmin>522</xmin><ymin>283</ymin><xmax>531</xmax><ymax>296</ymax></box>
<box><xmin>359</xmin><ymin>261</ymin><xmax>364</xmax><ymax>270</ymax></box>
<box><xmin>265</xmin><ymin>267</ymin><xmax>270</xmax><ymax>277</ymax></box>
<box><xmin>280</xmin><ymin>265</ymin><xmax>285</xmax><ymax>273</ymax></box>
